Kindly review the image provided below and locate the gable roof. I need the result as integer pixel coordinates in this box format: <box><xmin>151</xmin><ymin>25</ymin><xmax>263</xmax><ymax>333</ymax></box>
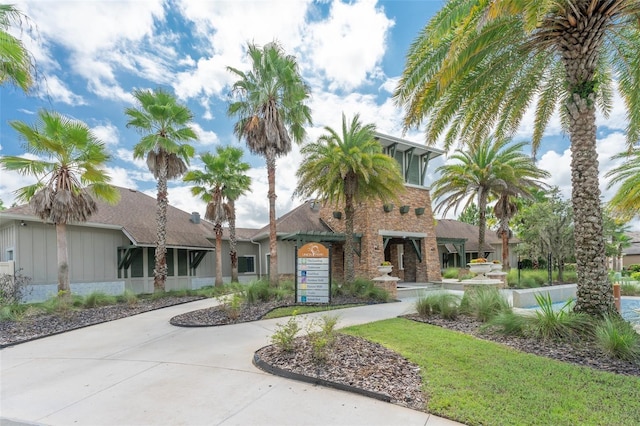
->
<box><xmin>435</xmin><ymin>219</ymin><xmax>506</xmax><ymax>253</ymax></box>
<box><xmin>252</xmin><ymin>200</ymin><xmax>333</xmax><ymax>240</ymax></box>
<box><xmin>1</xmin><ymin>187</ymin><xmax>214</xmax><ymax>249</ymax></box>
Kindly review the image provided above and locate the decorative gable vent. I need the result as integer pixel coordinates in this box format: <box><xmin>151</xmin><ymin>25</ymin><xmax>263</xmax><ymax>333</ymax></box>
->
<box><xmin>190</xmin><ymin>212</ymin><xmax>201</xmax><ymax>224</ymax></box>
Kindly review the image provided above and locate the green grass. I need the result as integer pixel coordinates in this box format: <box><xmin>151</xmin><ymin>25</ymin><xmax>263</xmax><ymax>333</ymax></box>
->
<box><xmin>344</xmin><ymin>318</ymin><xmax>640</xmax><ymax>426</ymax></box>
<box><xmin>262</xmin><ymin>303</ymin><xmax>363</xmax><ymax>319</ymax></box>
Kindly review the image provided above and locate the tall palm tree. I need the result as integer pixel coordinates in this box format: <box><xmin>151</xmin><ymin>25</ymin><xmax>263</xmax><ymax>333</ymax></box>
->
<box><xmin>431</xmin><ymin>137</ymin><xmax>549</xmax><ymax>259</ymax></box>
<box><xmin>0</xmin><ymin>4</ymin><xmax>35</xmax><ymax>91</ymax></box>
<box><xmin>494</xmin><ymin>193</ymin><xmax>519</xmax><ymax>270</ymax></box>
<box><xmin>605</xmin><ymin>149</ymin><xmax>640</xmax><ymax>220</ymax></box>
<box><xmin>394</xmin><ymin>0</ymin><xmax>640</xmax><ymax>316</ymax></box>
<box><xmin>227</xmin><ymin>41</ymin><xmax>312</xmax><ymax>286</ymax></box>
<box><xmin>183</xmin><ymin>147</ymin><xmax>251</xmax><ymax>286</ymax></box>
<box><xmin>125</xmin><ymin>88</ymin><xmax>196</xmax><ymax>292</ymax></box>
<box><xmin>0</xmin><ymin>110</ymin><xmax>119</xmax><ymax>297</ymax></box>
<box><xmin>294</xmin><ymin>113</ymin><xmax>405</xmax><ymax>283</ymax></box>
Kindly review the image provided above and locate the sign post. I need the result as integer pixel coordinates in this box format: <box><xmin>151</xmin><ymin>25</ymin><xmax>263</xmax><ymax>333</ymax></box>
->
<box><xmin>295</xmin><ymin>242</ymin><xmax>331</xmax><ymax>304</ymax></box>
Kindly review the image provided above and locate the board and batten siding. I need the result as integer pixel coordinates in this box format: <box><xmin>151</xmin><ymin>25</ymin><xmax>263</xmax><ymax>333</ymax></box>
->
<box><xmin>0</xmin><ymin>223</ymin><xmax>16</xmax><ymax>261</ymax></box>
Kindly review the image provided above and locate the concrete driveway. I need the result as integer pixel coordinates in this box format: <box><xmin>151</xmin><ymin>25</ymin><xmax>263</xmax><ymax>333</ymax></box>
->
<box><xmin>1</xmin><ymin>299</ymin><xmax>463</xmax><ymax>426</ymax></box>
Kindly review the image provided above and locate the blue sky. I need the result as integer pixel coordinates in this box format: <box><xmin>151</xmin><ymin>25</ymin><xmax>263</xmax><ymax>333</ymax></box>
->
<box><xmin>1</xmin><ymin>0</ymin><xmax>636</xmax><ymax>230</ymax></box>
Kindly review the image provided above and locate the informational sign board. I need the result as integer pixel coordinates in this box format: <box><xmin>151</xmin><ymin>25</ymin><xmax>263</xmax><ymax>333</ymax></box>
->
<box><xmin>295</xmin><ymin>242</ymin><xmax>331</xmax><ymax>303</ymax></box>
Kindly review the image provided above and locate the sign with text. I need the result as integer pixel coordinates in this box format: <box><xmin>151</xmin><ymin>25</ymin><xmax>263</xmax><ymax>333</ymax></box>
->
<box><xmin>296</xmin><ymin>243</ymin><xmax>331</xmax><ymax>303</ymax></box>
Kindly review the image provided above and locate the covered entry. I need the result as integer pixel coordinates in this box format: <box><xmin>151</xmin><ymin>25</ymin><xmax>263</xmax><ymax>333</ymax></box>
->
<box><xmin>379</xmin><ymin>231</ymin><xmax>427</xmax><ymax>282</ymax></box>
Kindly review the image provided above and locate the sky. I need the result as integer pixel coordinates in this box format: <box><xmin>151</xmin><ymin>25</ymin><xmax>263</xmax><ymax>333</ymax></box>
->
<box><xmin>1</xmin><ymin>0</ymin><xmax>637</xmax><ymax>231</ymax></box>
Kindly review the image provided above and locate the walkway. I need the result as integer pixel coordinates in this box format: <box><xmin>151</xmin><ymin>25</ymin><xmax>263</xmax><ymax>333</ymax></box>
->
<box><xmin>0</xmin><ymin>299</ymin><xmax>463</xmax><ymax>426</ymax></box>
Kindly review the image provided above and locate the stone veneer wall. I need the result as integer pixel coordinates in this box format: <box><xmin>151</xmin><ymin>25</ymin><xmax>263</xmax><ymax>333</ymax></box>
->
<box><xmin>320</xmin><ymin>186</ymin><xmax>442</xmax><ymax>283</ymax></box>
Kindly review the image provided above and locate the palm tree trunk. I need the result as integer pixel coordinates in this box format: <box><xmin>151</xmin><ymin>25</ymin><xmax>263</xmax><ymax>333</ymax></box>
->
<box><xmin>344</xmin><ymin>193</ymin><xmax>355</xmax><ymax>283</ymax></box>
<box><xmin>477</xmin><ymin>190</ymin><xmax>488</xmax><ymax>256</ymax></box>
<box><xmin>214</xmin><ymin>223</ymin><xmax>223</xmax><ymax>287</ymax></box>
<box><xmin>154</xmin><ymin>154</ymin><xmax>168</xmax><ymax>292</ymax></box>
<box><xmin>501</xmin><ymin>229</ymin><xmax>510</xmax><ymax>271</ymax></box>
<box><xmin>228</xmin><ymin>199</ymin><xmax>239</xmax><ymax>283</ymax></box>
<box><xmin>266</xmin><ymin>153</ymin><xmax>278</xmax><ymax>286</ymax></box>
<box><xmin>566</xmin><ymin>91</ymin><xmax>612</xmax><ymax>315</ymax></box>
<box><xmin>56</xmin><ymin>222</ymin><xmax>70</xmax><ymax>299</ymax></box>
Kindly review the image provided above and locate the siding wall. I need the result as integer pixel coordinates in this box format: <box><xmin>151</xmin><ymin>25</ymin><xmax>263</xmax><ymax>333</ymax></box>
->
<box><xmin>0</xmin><ymin>223</ymin><xmax>16</xmax><ymax>261</ymax></box>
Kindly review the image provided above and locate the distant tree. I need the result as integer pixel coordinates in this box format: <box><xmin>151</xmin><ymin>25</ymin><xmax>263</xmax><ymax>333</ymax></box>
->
<box><xmin>431</xmin><ymin>137</ymin><xmax>549</xmax><ymax>257</ymax></box>
<box><xmin>516</xmin><ymin>189</ymin><xmax>574</xmax><ymax>282</ymax></box>
<box><xmin>228</xmin><ymin>41</ymin><xmax>312</xmax><ymax>286</ymax></box>
<box><xmin>184</xmin><ymin>147</ymin><xmax>251</xmax><ymax>285</ymax></box>
<box><xmin>0</xmin><ymin>110</ymin><xmax>119</xmax><ymax>297</ymax></box>
<box><xmin>0</xmin><ymin>198</ymin><xmax>5</xmax><ymax>210</ymax></box>
<box><xmin>125</xmin><ymin>88</ymin><xmax>197</xmax><ymax>292</ymax></box>
<box><xmin>0</xmin><ymin>4</ymin><xmax>36</xmax><ymax>91</ymax></box>
<box><xmin>294</xmin><ymin>113</ymin><xmax>405</xmax><ymax>282</ymax></box>
<box><xmin>457</xmin><ymin>203</ymin><xmax>496</xmax><ymax>228</ymax></box>
<box><xmin>603</xmin><ymin>212</ymin><xmax>632</xmax><ymax>273</ymax></box>
<box><xmin>605</xmin><ymin>149</ymin><xmax>640</xmax><ymax>220</ymax></box>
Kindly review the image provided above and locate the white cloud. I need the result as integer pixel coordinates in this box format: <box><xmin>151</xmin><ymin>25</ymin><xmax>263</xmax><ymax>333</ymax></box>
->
<box><xmin>39</xmin><ymin>74</ymin><xmax>85</xmax><ymax>105</ymax></box>
<box><xmin>92</xmin><ymin>123</ymin><xmax>119</xmax><ymax>146</ymax></box>
<box><xmin>192</xmin><ymin>123</ymin><xmax>220</xmax><ymax>147</ymax></box>
<box><xmin>302</xmin><ymin>0</ymin><xmax>394</xmax><ymax>91</ymax></box>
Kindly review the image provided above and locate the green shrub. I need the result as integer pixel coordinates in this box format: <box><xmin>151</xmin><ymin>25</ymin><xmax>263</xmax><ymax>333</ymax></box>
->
<box><xmin>83</xmin><ymin>292</ymin><xmax>117</xmax><ymax>308</ymax></box>
<box><xmin>485</xmin><ymin>311</ymin><xmax>529</xmax><ymax>336</ymax></box>
<box><xmin>245</xmin><ymin>280</ymin><xmax>271</xmax><ymax>304</ymax></box>
<box><xmin>620</xmin><ymin>283</ymin><xmax>640</xmax><ymax>296</ymax></box>
<box><xmin>117</xmin><ymin>289</ymin><xmax>139</xmax><ymax>306</ymax></box>
<box><xmin>221</xmin><ymin>293</ymin><xmax>244</xmax><ymax>320</ymax></box>
<box><xmin>416</xmin><ymin>292</ymin><xmax>459</xmax><ymax>319</ymax></box>
<box><xmin>631</xmin><ymin>272</ymin><xmax>640</xmax><ymax>281</ymax></box>
<box><xmin>333</xmin><ymin>278</ymin><xmax>389</xmax><ymax>302</ymax></box>
<box><xmin>460</xmin><ymin>287</ymin><xmax>510</xmax><ymax>322</ymax></box>
<box><xmin>627</xmin><ymin>264</ymin><xmax>640</xmax><ymax>273</ymax></box>
<box><xmin>307</xmin><ymin>315</ymin><xmax>339</xmax><ymax>363</ymax></box>
<box><xmin>442</xmin><ymin>268</ymin><xmax>459</xmax><ymax>279</ymax></box>
<box><xmin>594</xmin><ymin>314</ymin><xmax>640</xmax><ymax>361</ymax></box>
<box><xmin>527</xmin><ymin>294</ymin><xmax>593</xmax><ymax>341</ymax></box>
<box><xmin>271</xmin><ymin>314</ymin><xmax>301</xmax><ymax>352</ymax></box>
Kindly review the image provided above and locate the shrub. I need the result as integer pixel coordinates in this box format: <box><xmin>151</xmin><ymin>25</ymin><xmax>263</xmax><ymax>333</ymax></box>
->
<box><xmin>333</xmin><ymin>278</ymin><xmax>389</xmax><ymax>302</ymax></box>
<box><xmin>271</xmin><ymin>314</ymin><xmax>301</xmax><ymax>352</ymax></box>
<box><xmin>442</xmin><ymin>268</ymin><xmax>459</xmax><ymax>279</ymax></box>
<box><xmin>527</xmin><ymin>294</ymin><xmax>593</xmax><ymax>341</ymax></box>
<box><xmin>118</xmin><ymin>289</ymin><xmax>139</xmax><ymax>306</ymax></box>
<box><xmin>627</xmin><ymin>264</ymin><xmax>640</xmax><ymax>273</ymax></box>
<box><xmin>83</xmin><ymin>292</ymin><xmax>117</xmax><ymax>308</ymax></box>
<box><xmin>0</xmin><ymin>269</ymin><xmax>32</xmax><ymax>305</ymax></box>
<box><xmin>415</xmin><ymin>292</ymin><xmax>459</xmax><ymax>319</ymax></box>
<box><xmin>245</xmin><ymin>280</ymin><xmax>271</xmax><ymax>304</ymax></box>
<box><xmin>620</xmin><ymin>283</ymin><xmax>640</xmax><ymax>296</ymax></box>
<box><xmin>631</xmin><ymin>272</ymin><xmax>640</xmax><ymax>281</ymax></box>
<box><xmin>307</xmin><ymin>315</ymin><xmax>339</xmax><ymax>363</ymax></box>
<box><xmin>594</xmin><ymin>314</ymin><xmax>640</xmax><ymax>362</ymax></box>
<box><xmin>221</xmin><ymin>293</ymin><xmax>244</xmax><ymax>320</ymax></box>
<box><xmin>485</xmin><ymin>311</ymin><xmax>529</xmax><ymax>336</ymax></box>
<box><xmin>460</xmin><ymin>287</ymin><xmax>510</xmax><ymax>322</ymax></box>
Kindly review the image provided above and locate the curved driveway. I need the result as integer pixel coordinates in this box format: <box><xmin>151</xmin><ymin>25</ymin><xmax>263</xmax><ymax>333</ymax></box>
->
<box><xmin>1</xmin><ymin>298</ymin><xmax>463</xmax><ymax>426</ymax></box>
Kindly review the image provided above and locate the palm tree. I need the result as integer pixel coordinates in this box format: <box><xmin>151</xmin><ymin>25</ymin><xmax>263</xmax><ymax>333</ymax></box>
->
<box><xmin>125</xmin><ymin>88</ymin><xmax>197</xmax><ymax>292</ymax></box>
<box><xmin>605</xmin><ymin>149</ymin><xmax>640</xmax><ymax>220</ymax></box>
<box><xmin>0</xmin><ymin>4</ymin><xmax>35</xmax><ymax>91</ymax></box>
<box><xmin>494</xmin><ymin>194</ymin><xmax>519</xmax><ymax>270</ymax></box>
<box><xmin>394</xmin><ymin>1</ymin><xmax>640</xmax><ymax>316</ymax></box>
<box><xmin>227</xmin><ymin>41</ymin><xmax>312</xmax><ymax>286</ymax></box>
<box><xmin>183</xmin><ymin>147</ymin><xmax>251</xmax><ymax>286</ymax></box>
<box><xmin>0</xmin><ymin>110</ymin><xmax>119</xmax><ymax>297</ymax></box>
<box><xmin>431</xmin><ymin>137</ymin><xmax>549</xmax><ymax>260</ymax></box>
<box><xmin>294</xmin><ymin>113</ymin><xmax>405</xmax><ymax>283</ymax></box>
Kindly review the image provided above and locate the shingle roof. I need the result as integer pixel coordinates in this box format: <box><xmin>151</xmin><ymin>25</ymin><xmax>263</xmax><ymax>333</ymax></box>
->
<box><xmin>252</xmin><ymin>200</ymin><xmax>332</xmax><ymax>240</ymax></box>
<box><xmin>3</xmin><ymin>187</ymin><xmax>214</xmax><ymax>249</ymax></box>
<box><xmin>435</xmin><ymin>219</ymin><xmax>503</xmax><ymax>253</ymax></box>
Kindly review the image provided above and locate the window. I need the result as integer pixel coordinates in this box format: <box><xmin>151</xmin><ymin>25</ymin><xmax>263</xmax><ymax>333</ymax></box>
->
<box><xmin>177</xmin><ymin>249</ymin><xmax>188</xmax><ymax>276</ymax></box>
<box><xmin>397</xmin><ymin>245</ymin><xmax>404</xmax><ymax>270</ymax></box>
<box><xmin>238</xmin><ymin>255</ymin><xmax>256</xmax><ymax>274</ymax></box>
<box><xmin>5</xmin><ymin>249</ymin><xmax>14</xmax><ymax>261</ymax></box>
<box><xmin>130</xmin><ymin>248</ymin><xmax>144</xmax><ymax>278</ymax></box>
<box><xmin>148</xmin><ymin>247</ymin><xmax>175</xmax><ymax>276</ymax></box>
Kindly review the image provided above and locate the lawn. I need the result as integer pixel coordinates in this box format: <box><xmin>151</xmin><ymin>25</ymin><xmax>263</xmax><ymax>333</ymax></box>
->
<box><xmin>343</xmin><ymin>318</ymin><xmax>640</xmax><ymax>426</ymax></box>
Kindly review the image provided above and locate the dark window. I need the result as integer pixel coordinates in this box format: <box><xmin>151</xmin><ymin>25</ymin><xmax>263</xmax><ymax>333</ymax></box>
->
<box><xmin>238</xmin><ymin>256</ymin><xmax>255</xmax><ymax>273</ymax></box>
<box><xmin>177</xmin><ymin>249</ymin><xmax>188</xmax><ymax>276</ymax></box>
<box><xmin>406</xmin><ymin>154</ymin><xmax>421</xmax><ymax>185</ymax></box>
<box><xmin>148</xmin><ymin>248</ymin><xmax>155</xmax><ymax>277</ymax></box>
<box><xmin>130</xmin><ymin>248</ymin><xmax>144</xmax><ymax>278</ymax></box>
